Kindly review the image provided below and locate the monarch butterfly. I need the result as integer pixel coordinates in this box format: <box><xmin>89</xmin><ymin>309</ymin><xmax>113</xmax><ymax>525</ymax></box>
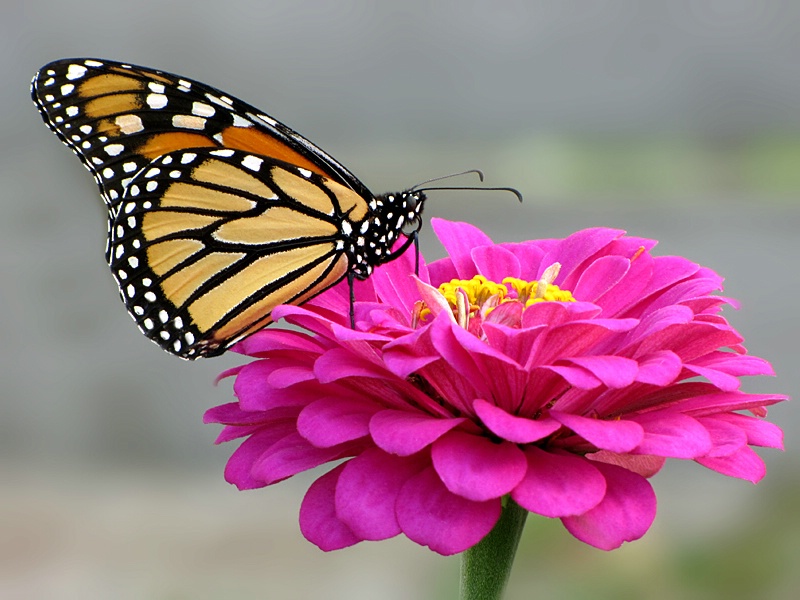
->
<box><xmin>31</xmin><ymin>58</ymin><xmax>518</xmax><ymax>360</ymax></box>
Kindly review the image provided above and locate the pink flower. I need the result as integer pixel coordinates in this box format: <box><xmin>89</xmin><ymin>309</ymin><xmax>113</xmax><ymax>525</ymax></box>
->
<box><xmin>204</xmin><ymin>219</ymin><xmax>786</xmax><ymax>554</ymax></box>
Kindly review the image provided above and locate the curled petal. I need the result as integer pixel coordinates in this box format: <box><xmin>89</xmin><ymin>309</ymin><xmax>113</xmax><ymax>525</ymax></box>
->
<box><xmin>630</xmin><ymin>411</ymin><xmax>712</xmax><ymax>458</ymax></box>
<box><xmin>396</xmin><ymin>466</ymin><xmax>501</xmax><ymax>555</ymax></box>
<box><xmin>587</xmin><ymin>451</ymin><xmax>666</xmax><ymax>478</ymax></box>
<box><xmin>634</xmin><ymin>351</ymin><xmax>682</xmax><ymax>385</ymax></box>
<box><xmin>251</xmin><ymin>433</ymin><xmax>358</xmax><ymax>485</ymax></box>
<box><xmin>696</xmin><ymin>416</ymin><xmax>748</xmax><ymax>457</ymax></box>
<box><xmin>431</xmin><ymin>430</ymin><xmax>527</xmax><ymax>501</ymax></box>
<box><xmin>512</xmin><ymin>448</ymin><xmax>606</xmax><ymax>517</ymax></box>
<box><xmin>572</xmin><ymin>255</ymin><xmax>631</xmax><ymax>302</ymax></box>
<box><xmin>564</xmin><ymin>355</ymin><xmax>639</xmax><ymax>389</ymax></box>
<box><xmin>370</xmin><ymin>410</ymin><xmax>467</xmax><ymax>456</ymax></box>
<box><xmin>336</xmin><ymin>448</ymin><xmax>427</xmax><ymax>540</ymax></box>
<box><xmin>472</xmin><ymin>244</ymin><xmax>521</xmax><ymax>281</ymax></box>
<box><xmin>430</xmin><ymin>218</ymin><xmax>493</xmax><ymax>279</ymax></box>
<box><xmin>561</xmin><ymin>461</ymin><xmax>657</xmax><ymax>550</ymax></box>
<box><xmin>551</xmin><ymin>411</ymin><xmax>643</xmax><ymax>453</ymax></box>
<box><xmin>712</xmin><ymin>413</ymin><xmax>784</xmax><ymax>450</ymax></box>
<box><xmin>300</xmin><ymin>464</ymin><xmax>361</xmax><ymax>551</ymax></box>
<box><xmin>224</xmin><ymin>424</ymin><xmax>297</xmax><ymax>490</ymax></box>
<box><xmin>474</xmin><ymin>399</ymin><xmax>561</xmax><ymax>443</ymax></box>
<box><xmin>695</xmin><ymin>445</ymin><xmax>766</xmax><ymax>483</ymax></box>
<box><xmin>297</xmin><ymin>397</ymin><xmax>380</xmax><ymax>447</ymax></box>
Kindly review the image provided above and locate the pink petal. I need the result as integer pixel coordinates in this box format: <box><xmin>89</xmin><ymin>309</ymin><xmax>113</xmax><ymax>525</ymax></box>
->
<box><xmin>383</xmin><ymin>329</ymin><xmax>442</xmax><ymax>380</ymax></box>
<box><xmin>314</xmin><ymin>347</ymin><xmax>389</xmax><ymax>383</ymax></box>
<box><xmin>634</xmin><ymin>351</ymin><xmax>683</xmax><ymax>385</ymax></box>
<box><xmin>672</xmin><ymin>391</ymin><xmax>788</xmax><ymax>416</ymax></box>
<box><xmin>297</xmin><ymin>397</ymin><xmax>380</xmax><ymax>447</ymax></box>
<box><xmin>231</xmin><ymin>328</ymin><xmax>324</xmax><ymax>356</ymax></box>
<box><xmin>473</xmin><ymin>399</ymin><xmax>562</xmax><ymax>443</ymax></box>
<box><xmin>370</xmin><ymin>250</ymin><xmax>429</xmax><ymax>315</ymax></box>
<box><xmin>396</xmin><ymin>466</ymin><xmax>501</xmax><ymax>555</ymax></box>
<box><xmin>299</xmin><ymin>464</ymin><xmax>361</xmax><ymax>551</ymax></box>
<box><xmin>427</xmin><ymin>257</ymin><xmax>459</xmax><ymax>287</ymax></box>
<box><xmin>233</xmin><ymin>361</ymin><xmax>318</xmax><ymax>410</ymax></box>
<box><xmin>414</xmin><ymin>277</ymin><xmax>457</xmax><ymax>322</ymax></box>
<box><xmin>550</xmin><ymin>411</ymin><xmax>644</xmax><ymax>453</ymax></box>
<box><xmin>561</xmin><ymin>461</ymin><xmax>657</xmax><ymax>550</ymax></box>
<box><xmin>335</xmin><ymin>448</ymin><xmax>427</xmax><ymax>540</ymax></box>
<box><xmin>511</xmin><ymin>448</ymin><xmax>606</xmax><ymax>517</ymax></box>
<box><xmin>370</xmin><ymin>409</ymin><xmax>467</xmax><ymax>456</ymax></box>
<box><xmin>546</xmin><ymin>364</ymin><xmax>603</xmax><ymax>389</ymax></box>
<box><xmin>431</xmin><ymin>430</ymin><xmax>527</xmax><ymax>501</ymax></box>
<box><xmin>565</xmin><ymin>355</ymin><xmax>639</xmax><ymax>388</ymax></box>
<box><xmin>251</xmin><ymin>433</ymin><xmax>358</xmax><ymax>484</ymax></box>
<box><xmin>684</xmin><ymin>364</ymin><xmax>742</xmax><ymax>392</ymax></box>
<box><xmin>472</xmin><ymin>245</ymin><xmax>521</xmax><ymax>281</ymax></box>
<box><xmin>629</xmin><ymin>411</ymin><xmax>713</xmax><ymax>458</ymax></box>
<box><xmin>696</xmin><ymin>416</ymin><xmax>748</xmax><ymax>457</ymax></box>
<box><xmin>587</xmin><ymin>451</ymin><xmax>666</xmax><ymax>478</ymax></box>
<box><xmin>572</xmin><ymin>255</ymin><xmax>631</xmax><ymax>302</ymax></box>
<box><xmin>695</xmin><ymin>446</ymin><xmax>767</xmax><ymax>483</ymax></box>
<box><xmin>712</xmin><ymin>413</ymin><xmax>784</xmax><ymax>449</ymax></box>
<box><xmin>544</xmin><ymin>228</ymin><xmax>626</xmax><ymax>288</ymax></box>
<box><xmin>430</xmin><ymin>218</ymin><xmax>493</xmax><ymax>279</ymax></box>
<box><xmin>223</xmin><ymin>423</ymin><xmax>298</xmax><ymax>490</ymax></box>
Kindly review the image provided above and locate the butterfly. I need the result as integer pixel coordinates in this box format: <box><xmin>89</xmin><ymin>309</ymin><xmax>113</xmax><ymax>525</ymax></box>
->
<box><xmin>30</xmin><ymin>58</ymin><xmax>434</xmax><ymax>360</ymax></box>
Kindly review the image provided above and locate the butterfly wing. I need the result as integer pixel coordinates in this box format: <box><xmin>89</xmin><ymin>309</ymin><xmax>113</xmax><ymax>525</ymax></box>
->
<box><xmin>31</xmin><ymin>58</ymin><xmax>385</xmax><ymax>358</ymax></box>
<box><xmin>31</xmin><ymin>58</ymin><xmax>372</xmax><ymax>219</ymax></box>
<box><xmin>110</xmin><ymin>147</ymin><xmax>372</xmax><ymax>358</ymax></box>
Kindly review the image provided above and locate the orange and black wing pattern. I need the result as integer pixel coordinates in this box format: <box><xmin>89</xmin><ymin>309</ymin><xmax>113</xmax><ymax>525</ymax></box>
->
<box><xmin>31</xmin><ymin>58</ymin><xmax>426</xmax><ymax>359</ymax></box>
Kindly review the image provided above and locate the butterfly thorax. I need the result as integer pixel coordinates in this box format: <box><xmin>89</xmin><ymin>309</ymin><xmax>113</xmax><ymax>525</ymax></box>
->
<box><xmin>349</xmin><ymin>190</ymin><xmax>426</xmax><ymax>279</ymax></box>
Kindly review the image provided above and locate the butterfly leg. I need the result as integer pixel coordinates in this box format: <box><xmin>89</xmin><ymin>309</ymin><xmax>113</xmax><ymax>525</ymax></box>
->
<box><xmin>411</xmin><ymin>230</ymin><xmax>420</xmax><ymax>276</ymax></box>
<box><xmin>348</xmin><ymin>271</ymin><xmax>356</xmax><ymax>328</ymax></box>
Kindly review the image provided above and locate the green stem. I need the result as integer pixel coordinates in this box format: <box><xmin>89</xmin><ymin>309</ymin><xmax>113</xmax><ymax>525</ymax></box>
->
<box><xmin>460</xmin><ymin>498</ymin><xmax>528</xmax><ymax>600</ymax></box>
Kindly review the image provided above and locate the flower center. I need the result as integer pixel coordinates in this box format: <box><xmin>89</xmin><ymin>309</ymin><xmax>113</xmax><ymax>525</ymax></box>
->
<box><xmin>417</xmin><ymin>262</ymin><xmax>575</xmax><ymax>328</ymax></box>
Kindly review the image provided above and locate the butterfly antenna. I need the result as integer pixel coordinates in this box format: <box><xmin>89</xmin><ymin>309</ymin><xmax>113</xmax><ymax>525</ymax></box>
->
<box><xmin>414</xmin><ymin>185</ymin><xmax>523</xmax><ymax>203</ymax></box>
<box><xmin>410</xmin><ymin>169</ymin><xmax>485</xmax><ymax>190</ymax></box>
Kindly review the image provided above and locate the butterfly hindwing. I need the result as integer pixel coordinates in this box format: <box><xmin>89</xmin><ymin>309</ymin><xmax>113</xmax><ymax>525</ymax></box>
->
<box><xmin>110</xmin><ymin>147</ymin><xmax>368</xmax><ymax>358</ymax></box>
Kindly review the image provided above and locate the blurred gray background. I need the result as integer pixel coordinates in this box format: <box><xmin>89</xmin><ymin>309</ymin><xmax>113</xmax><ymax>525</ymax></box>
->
<box><xmin>1</xmin><ymin>1</ymin><xmax>798</xmax><ymax>599</ymax></box>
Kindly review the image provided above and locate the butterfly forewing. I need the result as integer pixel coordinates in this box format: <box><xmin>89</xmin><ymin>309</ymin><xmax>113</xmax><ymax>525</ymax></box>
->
<box><xmin>111</xmin><ymin>148</ymin><xmax>362</xmax><ymax>358</ymax></box>
<box><xmin>31</xmin><ymin>58</ymin><xmax>371</xmax><ymax>215</ymax></box>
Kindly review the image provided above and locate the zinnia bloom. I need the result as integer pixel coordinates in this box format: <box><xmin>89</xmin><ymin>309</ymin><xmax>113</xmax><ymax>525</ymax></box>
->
<box><xmin>205</xmin><ymin>219</ymin><xmax>786</xmax><ymax>555</ymax></box>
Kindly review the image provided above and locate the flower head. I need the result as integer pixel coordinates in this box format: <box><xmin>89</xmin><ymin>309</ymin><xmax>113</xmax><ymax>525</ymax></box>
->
<box><xmin>205</xmin><ymin>219</ymin><xmax>786</xmax><ymax>554</ymax></box>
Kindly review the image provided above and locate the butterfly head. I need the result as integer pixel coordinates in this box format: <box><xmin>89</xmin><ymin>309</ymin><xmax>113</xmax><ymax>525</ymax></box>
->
<box><xmin>346</xmin><ymin>189</ymin><xmax>426</xmax><ymax>278</ymax></box>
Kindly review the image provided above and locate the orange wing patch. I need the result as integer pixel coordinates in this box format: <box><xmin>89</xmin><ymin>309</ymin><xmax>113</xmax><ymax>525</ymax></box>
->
<box><xmin>220</xmin><ymin>126</ymin><xmax>327</xmax><ymax>177</ymax></box>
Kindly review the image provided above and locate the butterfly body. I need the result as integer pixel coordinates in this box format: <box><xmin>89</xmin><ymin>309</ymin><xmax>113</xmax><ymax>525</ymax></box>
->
<box><xmin>32</xmin><ymin>58</ymin><xmax>425</xmax><ymax>358</ymax></box>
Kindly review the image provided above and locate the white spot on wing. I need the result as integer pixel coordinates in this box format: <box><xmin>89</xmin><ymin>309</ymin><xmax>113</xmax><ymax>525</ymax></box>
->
<box><xmin>231</xmin><ymin>114</ymin><xmax>252</xmax><ymax>128</ymax></box>
<box><xmin>242</xmin><ymin>155</ymin><xmax>263</xmax><ymax>171</ymax></box>
<box><xmin>192</xmin><ymin>102</ymin><xmax>215</xmax><ymax>117</ymax></box>
<box><xmin>66</xmin><ymin>64</ymin><xmax>88</xmax><ymax>80</ymax></box>
<box><xmin>172</xmin><ymin>114</ymin><xmax>206</xmax><ymax>130</ymax></box>
<box><xmin>115</xmin><ymin>114</ymin><xmax>144</xmax><ymax>134</ymax></box>
<box><xmin>146</xmin><ymin>94</ymin><xmax>168</xmax><ymax>109</ymax></box>
<box><xmin>210</xmin><ymin>149</ymin><xmax>234</xmax><ymax>158</ymax></box>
